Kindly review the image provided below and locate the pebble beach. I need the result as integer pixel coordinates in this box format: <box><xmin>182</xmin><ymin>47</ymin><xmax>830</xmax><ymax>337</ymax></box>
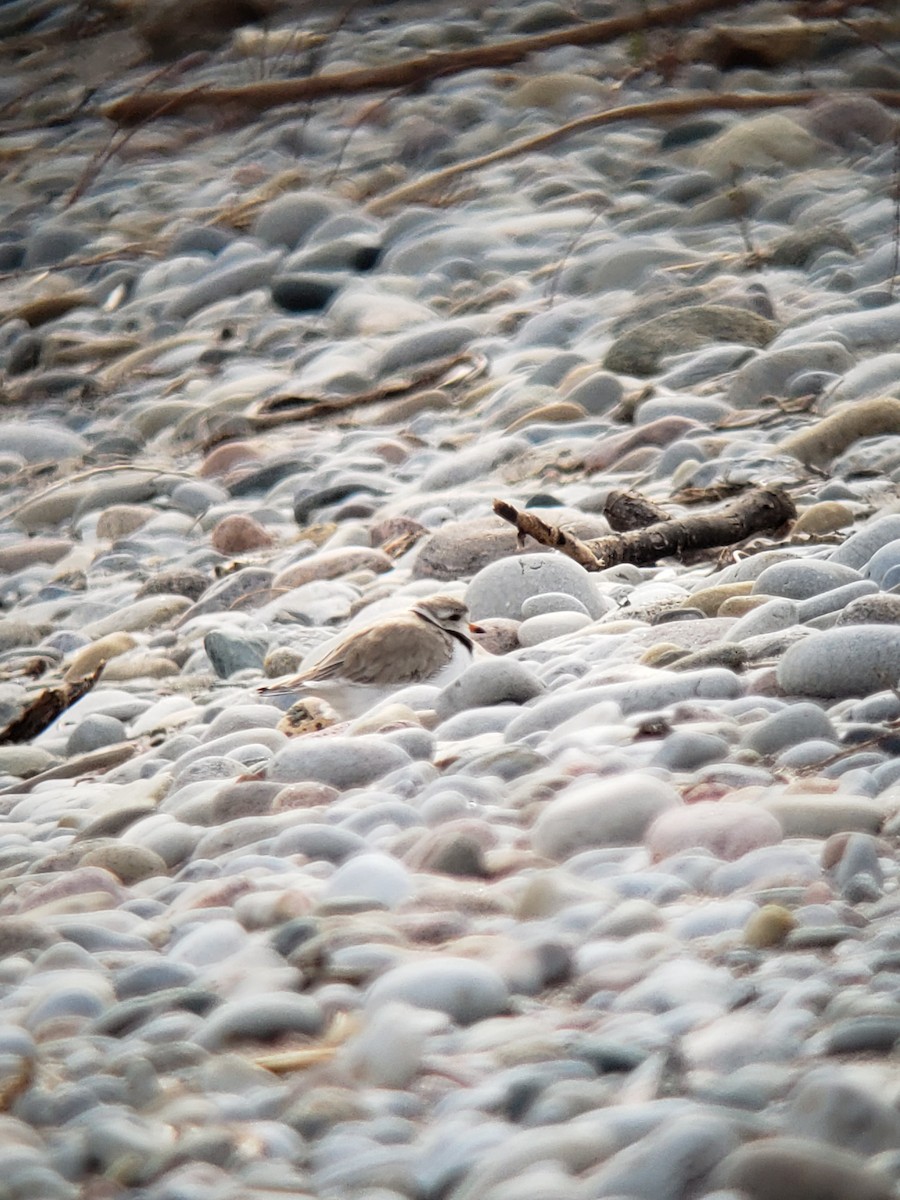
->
<box><xmin>2</xmin><ymin>0</ymin><xmax>900</xmax><ymax>1196</ymax></box>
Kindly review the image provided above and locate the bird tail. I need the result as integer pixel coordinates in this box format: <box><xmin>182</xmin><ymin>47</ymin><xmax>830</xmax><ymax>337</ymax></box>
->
<box><xmin>258</xmin><ymin>678</ymin><xmax>303</xmax><ymax>697</ymax></box>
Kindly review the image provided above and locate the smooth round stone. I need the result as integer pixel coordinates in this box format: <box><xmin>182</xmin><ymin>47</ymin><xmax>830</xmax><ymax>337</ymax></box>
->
<box><xmin>272</xmin><ymin>273</ymin><xmax>341</xmax><ymax>313</ymax></box>
<box><xmin>837</xmin><ymin>593</ymin><xmax>900</xmax><ymax>626</ymax></box>
<box><xmin>860</xmin><ymin>537</ymin><xmax>900</xmax><ymax>585</ymax></box>
<box><xmin>742</xmin><ymin>702</ymin><xmax>835</xmax><ymax>755</ymax></box>
<box><xmin>743</xmin><ymin>904</ymin><xmax>796</xmax><ymax>948</ymax></box>
<box><xmin>583</xmin><ymin>1112</ymin><xmax>740</xmax><ymax>1200</ymax></box>
<box><xmin>0</xmin><ymin>536</ymin><xmax>73</xmax><ymax>571</ymax></box>
<box><xmin>649</xmin><ymin>730</ymin><xmax>730</xmax><ymax>771</ymax></box>
<box><xmin>268</xmin><ymin>737</ymin><xmax>412</xmax><ymax>790</ymax></box>
<box><xmin>517</xmin><ymin>611</ymin><xmax>592</xmax><ymax>646</ymax></box>
<box><xmin>162</xmin><ymin>251</ymin><xmax>282</xmax><ymax>321</ymax></box>
<box><xmin>792</xmin><ymin>501</ymin><xmax>855</xmax><ymax>537</ymax></box>
<box><xmin>505</xmin><ymin>668</ymin><xmax>742</xmax><ymax>739</ymax></box>
<box><xmin>434</xmin><ymin>659</ymin><xmax>544</xmax><ymax>720</ymax></box>
<box><xmin>66</xmin><ymin>713</ymin><xmax>127</xmax><ymax>756</ymax></box>
<box><xmin>0</xmin><ymin>419</ymin><xmax>88</xmax><ymax>465</ymax></box>
<box><xmin>564</xmin><ymin>371</ymin><xmax>623</xmax><ymax>415</ymax></box>
<box><xmin>520</xmin><ymin>592</ymin><xmax>592</xmax><ymax>619</ymax></box>
<box><xmin>726</xmin><ymin>597</ymin><xmax>799</xmax><ymax>643</ymax></box>
<box><xmin>777</xmin><ymin>626</ymin><xmax>900</xmax><ymax>699</ymax></box>
<box><xmin>196</xmin><ymin>994</ymin><xmax>324</xmax><ymax>1050</ymax></box>
<box><xmin>821</xmin><ymin>1016</ymin><xmax>900</xmax><ymax>1055</ymax></box>
<box><xmin>24</xmin><ymin>222</ymin><xmax>88</xmax><ymax>267</ymax></box>
<box><xmin>724</xmin><ymin>342</ymin><xmax>853</xmax><ymax>408</ymax></box>
<box><xmin>532</xmin><ymin>772</ymin><xmax>681</xmax><ymax>860</ymax></box>
<box><xmin>323</xmin><ymin>852</ymin><xmax>413</xmax><ymax>908</ymax></box>
<box><xmin>210</xmin><ymin>513</ymin><xmax>274</xmax><ymax>556</ymax></box>
<box><xmin>252</xmin><ymin>192</ymin><xmax>339</xmax><ymax>248</ymax></box>
<box><xmin>785</xmin><ymin>1067</ymin><xmax>900</xmax><ymax>1155</ymax></box>
<box><xmin>759</xmin><ymin>794</ymin><xmax>884</xmax><ymax>838</ymax></box>
<box><xmin>775</xmin><ymin>740</ymin><xmax>841</xmax><ymax>769</ymax></box>
<box><xmin>203</xmin><ymin>630</ymin><xmax>268</xmax><ymax>678</ymax></box>
<box><xmin>466</xmin><ymin>553</ymin><xmax>606</xmax><ymax>621</ymax></box>
<box><xmin>203</xmin><ymin>704</ymin><xmax>283</xmax><ymax>739</ymax></box>
<box><xmin>752</xmin><ymin>560</ymin><xmax>861</xmax><ymax>600</ymax></box>
<box><xmin>169</xmin><ymin>480</ymin><xmax>227</xmax><ymax>516</ymax></box>
<box><xmin>795</xmin><ymin>580</ymin><xmax>879</xmax><ymax>623</ymax></box>
<box><xmin>434</xmin><ymin>706</ymin><xmax>522</xmax><ymax>741</ymax></box>
<box><xmin>80</xmin><ymin>595</ymin><xmax>191</xmax><ymax>639</ymax></box>
<box><xmin>366</xmin><ymin>957</ymin><xmax>508</xmax><ymax>1024</ymax></box>
<box><xmin>0</xmin><ymin>745</ymin><xmax>57</xmax><ymax>778</ymax></box>
<box><xmin>711</xmin><ymin>1137</ymin><xmax>895</xmax><ymax>1200</ymax></box>
<box><xmin>409</xmin><ymin>517</ymin><xmax>524</xmax><ymax>581</ymax></box>
<box><xmin>646</xmin><ymin>801</ymin><xmax>782</xmax><ymax>862</ymax></box>
<box><xmin>269</xmin><ymin>824</ymin><xmax>365</xmax><ymax>863</ymax></box>
<box><xmin>168</xmin><ymin>919</ymin><xmax>248</xmax><ymax>968</ymax></box>
<box><xmin>709</xmin><ymin>844</ymin><xmax>822</xmax><ymax>894</ymax></box>
<box><xmin>829</xmin><ymin>514</ymin><xmax>900</xmax><ymax>569</ymax></box>
<box><xmin>78</xmin><ymin>844</ymin><xmax>167</xmax><ymax>885</ymax></box>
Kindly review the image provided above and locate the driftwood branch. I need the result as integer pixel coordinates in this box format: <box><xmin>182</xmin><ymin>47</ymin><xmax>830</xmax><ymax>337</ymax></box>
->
<box><xmin>104</xmin><ymin>0</ymin><xmax>748</xmax><ymax>124</ymax></box>
<box><xmin>368</xmin><ymin>89</ymin><xmax>900</xmax><ymax>213</ymax></box>
<box><xmin>0</xmin><ymin>663</ymin><xmax>105</xmax><ymax>745</ymax></box>
<box><xmin>245</xmin><ymin>353</ymin><xmax>486</xmax><ymax>430</ymax></box>
<box><xmin>493</xmin><ymin>486</ymin><xmax>796</xmax><ymax>571</ymax></box>
<box><xmin>604</xmin><ymin>490</ymin><xmax>672</xmax><ymax>532</ymax></box>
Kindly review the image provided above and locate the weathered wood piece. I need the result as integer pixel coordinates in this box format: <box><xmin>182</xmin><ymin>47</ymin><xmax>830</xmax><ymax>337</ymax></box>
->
<box><xmin>0</xmin><ymin>662</ymin><xmax>105</xmax><ymax>745</ymax></box>
<box><xmin>493</xmin><ymin>487</ymin><xmax>796</xmax><ymax>570</ymax></box>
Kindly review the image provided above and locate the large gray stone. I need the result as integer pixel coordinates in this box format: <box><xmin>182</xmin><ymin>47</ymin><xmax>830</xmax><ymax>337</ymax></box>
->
<box><xmin>268</xmin><ymin>737</ymin><xmax>411</xmax><ymax>790</ymax></box>
<box><xmin>777</xmin><ymin>625</ymin><xmax>900</xmax><ymax>698</ymax></box>
<box><xmin>466</xmin><ymin>553</ymin><xmax>606</xmax><ymax>621</ymax></box>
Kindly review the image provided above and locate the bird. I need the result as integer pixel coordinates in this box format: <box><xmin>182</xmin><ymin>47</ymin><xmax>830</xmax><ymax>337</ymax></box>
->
<box><xmin>258</xmin><ymin>594</ymin><xmax>480</xmax><ymax>720</ymax></box>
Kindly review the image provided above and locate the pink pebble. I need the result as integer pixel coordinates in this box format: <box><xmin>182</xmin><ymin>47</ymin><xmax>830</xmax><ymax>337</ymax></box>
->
<box><xmin>645</xmin><ymin>801</ymin><xmax>782</xmax><ymax>863</ymax></box>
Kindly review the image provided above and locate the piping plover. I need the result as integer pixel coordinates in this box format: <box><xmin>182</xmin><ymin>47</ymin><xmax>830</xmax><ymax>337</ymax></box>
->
<box><xmin>259</xmin><ymin>594</ymin><xmax>479</xmax><ymax>719</ymax></box>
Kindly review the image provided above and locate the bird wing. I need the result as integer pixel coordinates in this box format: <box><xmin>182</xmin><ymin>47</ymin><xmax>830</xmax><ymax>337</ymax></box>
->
<box><xmin>301</xmin><ymin>614</ymin><xmax>445</xmax><ymax>686</ymax></box>
<box><xmin>259</xmin><ymin>609</ymin><xmax>446</xmax><ymax>696</ymax></box>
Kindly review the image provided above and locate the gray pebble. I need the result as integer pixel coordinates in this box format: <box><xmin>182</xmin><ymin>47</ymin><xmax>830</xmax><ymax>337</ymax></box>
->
<box><xmin>742</xmin><ymin>702</ymin><xmax>835</xmax><ymax>755</ymax></box>
<box><xmin>66</xmin><ymin>712</ymin><xmax>127</xmax><ymax>756</ymax></box>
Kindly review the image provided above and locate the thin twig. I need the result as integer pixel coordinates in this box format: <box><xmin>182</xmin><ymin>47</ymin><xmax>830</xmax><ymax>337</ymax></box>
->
<box><xmin>367</xmin><ymin>89</ymin><xmax>900</xmax><ymax>214</ymax></box>
<box><xmin>103</xmin><ymin>0</ymin><xmax>753</xmax><ymax>124</ymax></box>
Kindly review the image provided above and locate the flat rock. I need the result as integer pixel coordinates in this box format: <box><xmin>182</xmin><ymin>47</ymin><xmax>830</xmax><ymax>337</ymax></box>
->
<box><xmin>532</xmin><ymin>772</ymin><xmax>682</xmax><ymax>859</ymax></box>
<box><xmin>268</xmin><ymin>736</ymin><xmax>412</xmax><ymax>789</ymax></box>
